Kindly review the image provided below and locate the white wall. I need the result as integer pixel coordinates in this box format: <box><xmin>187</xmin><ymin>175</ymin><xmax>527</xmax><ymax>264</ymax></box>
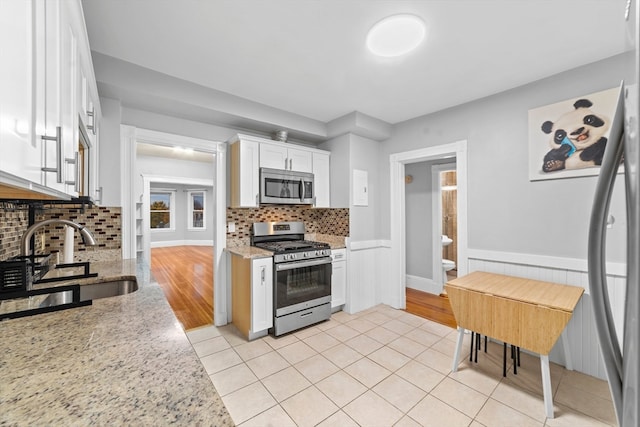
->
<box><xmin>149</xmin><ymin>183</ymin><xmax>214</xmax><ymax>246</ymax></box>
<box><xmin>376</xmin><ymin>52</ymin><xmax>632</xmax><ymax>379</ymax></box>
<box><xmin>319</xmin><ymin>134</ymin><xmax>350</xmax><ymax>208</ymax></box>
<box><xmin>98</xmin><ymin>97</ymin><xmax>123</xmax><ymax>206</ymax></box>
<box><xmin>349</xmin><ymin>134</ymin><xmax>380</xmax><ymax>242</ymax></box>
<box><xmin>405</xmin><ymin>162</ymin><xmax>433</xmax><ymax>280</ymax></box>
<box><xmin>378</xmin><ymin>52</ymin><xmax>630</xmax><ymax>263</ymax></box>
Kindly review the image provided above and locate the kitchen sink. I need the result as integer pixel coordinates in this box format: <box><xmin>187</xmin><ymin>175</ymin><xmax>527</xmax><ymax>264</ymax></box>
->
<box><xmin>39</xmin><ymin>279</ymin><xmax>138</xmax><ymax>307</ymax></box>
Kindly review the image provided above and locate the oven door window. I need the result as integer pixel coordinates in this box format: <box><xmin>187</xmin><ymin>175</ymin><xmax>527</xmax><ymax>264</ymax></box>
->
<box><xmin>275</xmin><ymin>260</ymin><xmax>331</xmax><ymax>309</ymax></box>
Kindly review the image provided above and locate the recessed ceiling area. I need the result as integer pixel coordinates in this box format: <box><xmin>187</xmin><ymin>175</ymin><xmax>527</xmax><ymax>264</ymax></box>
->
<box><xmin>82</xmin><ymin>0</ymin><xmax>630</xmax><ymax>134</ymax></box>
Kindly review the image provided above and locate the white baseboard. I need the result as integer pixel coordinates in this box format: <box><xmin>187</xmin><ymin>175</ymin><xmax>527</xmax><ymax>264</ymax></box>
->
<box><xmin>150</xmin><ymin>240</ymin><xmax>214</xmax><ymax>248</ymax></box>
<box><xmin>406</xmin><ymin>274</ymin><xmax>443</xmax><ymax>295</ymax></box>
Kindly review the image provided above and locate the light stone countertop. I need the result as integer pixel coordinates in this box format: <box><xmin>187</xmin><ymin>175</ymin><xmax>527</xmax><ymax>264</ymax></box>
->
<box><xmin>225</xmin><ymin>246</ymin><xmax>273</xmax><ymax>259</ymax></box>
<box><xmin>307</xmin><ymin>233</ymin><xmax>347</xmax><ymax>249</ymax></box>
<box><xmin>225</xmin><ymin>234</ymin><xmax>347</xmax><ymax>259</ymax></box>
<box><xmin>0</xmin><ymin>259</ymin><xmax>234</xmax><ymax>426</ymax></box>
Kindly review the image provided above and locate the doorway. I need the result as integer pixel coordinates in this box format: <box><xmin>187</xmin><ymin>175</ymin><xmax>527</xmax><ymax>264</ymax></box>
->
<box><xmin>120</xmin><ymin>126</ymin><xmax>228</xmax><ymax>329</ymax></box>
<box><xmin>389</xmin><ymin>140</ymin><xmax>468</xmax><ymax>310</ymax></box>
<box><xmin>143</xmin><ymin>176</ymin><xmax>215</xmax><ymax>330</ymax></box>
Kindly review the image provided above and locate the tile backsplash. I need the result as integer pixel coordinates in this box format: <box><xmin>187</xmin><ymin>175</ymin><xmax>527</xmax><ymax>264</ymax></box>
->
<box><xmin>227</xmin><ymin>206</ymin><xmax>349</xmax><ymax>247</ymax></box>
<box><xmin>0</xmin><ymin>203</ymin><xmax>30</xmax><ymax>260</ymax></box>
<box><xmin>0</xmin><ymin>203</ymin><xmax>122</xmax><ymax>262</ymax></box>
<box><xmin>37</xmin><ymin>205</ymin><xmax>122</xmax><ymax>262</ymax></box>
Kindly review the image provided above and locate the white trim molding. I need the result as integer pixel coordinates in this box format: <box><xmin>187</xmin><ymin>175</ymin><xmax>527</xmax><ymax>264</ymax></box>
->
<box><xmin>151</xmin><ymin>240</ymin><xmax>214</xmax><ymax>248</ymax></box>
<box><xmin>389</xmin><ymin>140</ymin><xmax>468</xmax><ymax>310</ymax></box>
<box><xmin>468</xmin><ymin>248</ymin><xmax>627</xmax><ymax>281</ymax></box>
<box><xmin>406</xmin><ymin>274</ymin><xmax>442</xmax><ymax>295</ymax></box>
<box><xmin>121</xmin><ymin>127</ymin><xmax>228</xmax><ymax>327</ymax></box>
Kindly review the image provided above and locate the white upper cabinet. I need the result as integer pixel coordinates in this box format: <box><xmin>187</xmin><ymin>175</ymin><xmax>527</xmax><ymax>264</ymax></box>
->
<box><xmin>229</xmin><ymin>134</ymin><xmax>331</xmax><ymax>208</ymax></box>
<box><xmin>58</xmin><ymin>0</ymin><xmax>80</xmax><ymax>196</ymax></box>
<box><xmin>230</xmin><ymin>137</ymin><xmax>260</xmax><ymax>208</ymax></box>
<box><xmin>0</xmin><ymin>0</ymin><xmax>99</xmax><ymax>199</ymax></box>
<box><xmin>0</xmin><ymin>0</ymin><xmax>41</xmax><ymax>184</ymax></box>
<box><xmin>260</xmin><ymin>143</ymin><xmax>313</xmax><ymax>173</ymax></box>
<box><xmin>313</xmin><ymin>152</ymin><xmax>330</xmax><ymax>208</ymax></box>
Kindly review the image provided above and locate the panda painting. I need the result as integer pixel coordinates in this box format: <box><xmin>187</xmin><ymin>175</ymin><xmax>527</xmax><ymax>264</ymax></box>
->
<box><xmin>540</xmin><ymin>99</ymin><xmax>609</xmax><ymax>173</ymax></box>
<box><xmin>528</xmin><ymin>86</ymin><xmax>621</xmax><ymax>181</ymax></box>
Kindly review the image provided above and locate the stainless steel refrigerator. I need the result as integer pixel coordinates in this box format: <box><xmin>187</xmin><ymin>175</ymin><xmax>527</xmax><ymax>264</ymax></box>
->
<box><xmin>588</xmin><ymin>2</ymin><xmax>639</xmax><ymax>426</ymax></box>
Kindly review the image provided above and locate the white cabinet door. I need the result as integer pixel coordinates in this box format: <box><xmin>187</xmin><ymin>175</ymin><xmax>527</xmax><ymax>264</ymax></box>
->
<box><xmin>251</xmin><ymin>257</ymin><xmax>273</xmax><ymax>333</ymax></box>
<box><xmin>58</xmin><ymin>0</ymin><xmax>79</xmax><ymax>196</ymax></box>
<box><xmin>287</xmin><ymin>147</ymin><xmax>313</xmax><ymax>173</ymax></box>
<box><xmin>230</xmin><ymin>139</ymin><xmax>260</xmax><ymax>207</ymax></box>
<box><xmin>331</xmin><ymin>249</ymin><xmax>347</xmax><ymax>309</ymax></box>
<box><xmin>0</xmin><ymin>0</ymin><xmax>41</xmax><ymax>183</ymax></box>
<box><xmin>259</xmin><ymin>143</ymin><xmax>288</xmax><ymax>170</ymax></box>
<box><xmin>313</xmin><ymin>152</ymin><xmax>330</xmax><ymax>207</ymax></box>
<box><xmin>259</xmin><ymin>143</ymin><xmax>313</xmax><ymax>173</ymax></box>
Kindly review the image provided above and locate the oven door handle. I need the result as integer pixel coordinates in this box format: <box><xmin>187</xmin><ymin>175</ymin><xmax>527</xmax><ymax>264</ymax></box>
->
<box><xmin>276</xmin><ymin>257</ymin><xmax>332</xmax><ymax>271</ymax></box>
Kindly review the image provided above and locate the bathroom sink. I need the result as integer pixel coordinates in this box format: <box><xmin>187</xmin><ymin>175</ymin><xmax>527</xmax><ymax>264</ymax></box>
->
<box><xmin>442</xmin><ymin>235</ymin><xmax>453</xmax><ymax>246</ymax></box>
<box><xmin>39</xmin><ymin>279</ymin><xmax>138</xmax><ymax>307</ymax></box>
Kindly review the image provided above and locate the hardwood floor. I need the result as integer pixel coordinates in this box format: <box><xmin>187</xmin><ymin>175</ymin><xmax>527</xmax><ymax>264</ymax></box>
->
<box><xmin>150</xmin><ymin>246</ymin><xmax>456</xmax><ymax>331</ymax></box>
<box><xmin>150</xmin><ymin>246</ymin><xmax>214</xmax><ymax>331</ymax></box>
<box><xmin>405</xmin><ymin>287</ymin><xmax>457</xmax><ymax>329</ymax></box>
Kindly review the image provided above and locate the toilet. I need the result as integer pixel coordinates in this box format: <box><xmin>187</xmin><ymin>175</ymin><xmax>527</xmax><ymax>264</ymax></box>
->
<box><xmin>442</xmin><ymin>259</ymin><xmax>456</xmax><ymax>284</ymax></box>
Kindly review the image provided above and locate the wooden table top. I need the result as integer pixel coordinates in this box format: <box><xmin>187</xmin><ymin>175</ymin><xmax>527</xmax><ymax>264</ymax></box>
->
<box><xmin>446</xmin><ymin>271</ymin><xmax>584</xmax><ymax>313</ymax></box>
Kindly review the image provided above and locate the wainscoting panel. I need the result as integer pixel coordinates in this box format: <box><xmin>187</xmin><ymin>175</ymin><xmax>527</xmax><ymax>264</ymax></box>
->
<box><xmin>467</xmin><ymin>254</ymin><xmax>626</xmax><ymax>380</ymax></box>
<box><xmin>346</xmin><ymin>240</ymin><xmax>392</xmax><ymax>314</ymax></box>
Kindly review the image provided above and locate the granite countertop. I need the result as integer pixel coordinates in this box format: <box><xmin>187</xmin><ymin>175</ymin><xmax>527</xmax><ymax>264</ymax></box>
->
<box><xmin>225</xmin><ymin>246</ymin><xmax>273</xmax><ymax>259</ymax></box>
<box><xmin>225</xmin><ymin>234</ymin><xmax>347</xmax><ymax>259</ymax></box>
<box><xmin>0</xmin><ymin>259</ymin><xmax>234</xmax><ymax>426</ymax></box>
<box><xmin>308</xmin><ymin>233</ymin><xmax>347</xmax><ymax>249</ymax></box>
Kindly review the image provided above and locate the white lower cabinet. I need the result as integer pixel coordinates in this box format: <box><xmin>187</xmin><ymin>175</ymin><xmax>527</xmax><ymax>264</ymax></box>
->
<box><xmin>331</xmin><ymin>249</ymin><xmax>347</xmax><ymax>310</ymax></box>
<box><xmin>231</xmin><ymin>255</ymin><xmax>273</xmax><ymax>340</ymax></box>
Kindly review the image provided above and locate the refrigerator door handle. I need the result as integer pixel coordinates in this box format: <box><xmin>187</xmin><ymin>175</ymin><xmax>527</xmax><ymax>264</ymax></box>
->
<box><xmin>588</xmin><ymin>110</ymin><xmax>625</xmax><ymax>421</ymax></box>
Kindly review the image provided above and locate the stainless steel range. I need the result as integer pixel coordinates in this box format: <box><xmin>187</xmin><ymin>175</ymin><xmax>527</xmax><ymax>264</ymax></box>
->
<box><xmin>251</xmin><ymin>221</ymin><xmax>332</xmax><ymax>336</ymax></box>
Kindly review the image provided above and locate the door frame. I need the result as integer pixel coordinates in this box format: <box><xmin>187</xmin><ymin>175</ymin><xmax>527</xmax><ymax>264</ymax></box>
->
<box><xmin>389</xmin><ymin>140</ymin><xmax>467</xmax><ymax>309</ymax></box>
<box><xmin>431</xmin><ymin>163</ymin><xmax>457</xmax><ymax>292</ymax></box>
<box><xmin>120</xmin><ymin>126</ymin><xmax>228</xmax><ymax>326</ymax></box>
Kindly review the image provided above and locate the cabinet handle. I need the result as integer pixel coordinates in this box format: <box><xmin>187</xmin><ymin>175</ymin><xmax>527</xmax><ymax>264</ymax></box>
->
<box><xmin>41</xmin><ymin>126</ymin><xmax>63</xmax><ymax>183</ymax></box>
<box><xmin>87</xmin><ymin>107</ymin><xmax>96</xmax><ymax>135</ymax></box>
<box><xmin>95</xmin><ymin>186</ymin><xmax>103</xmax><ymax>204</ymax></box>
<box><xmin>261</xmin><ymin>266</ymin><xmax>265</xmax><ymax>285</ymax></box>
<box><xmin>64</xmin><ymin>154</ymin><xmax>79</xmax><ymax>192</ymax></box>
<box><xmin>289</xmin><ymin>158</ymin><xmax>292</xmax><ymax>170</ymax></box>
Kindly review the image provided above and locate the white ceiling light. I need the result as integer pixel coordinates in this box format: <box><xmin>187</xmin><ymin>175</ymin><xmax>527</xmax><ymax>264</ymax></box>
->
<box><xmin>366</xmin><ymin>14</ymin><xmax>426</xmax><ymax>57</ymax></box>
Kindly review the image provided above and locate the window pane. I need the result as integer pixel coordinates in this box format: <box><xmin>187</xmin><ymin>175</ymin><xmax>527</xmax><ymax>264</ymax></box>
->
<box><xmin>150</xmin><ymin>192</ymin><xmax>172</xmax><ymax>229</ymax></box>
<box><xmin>151</xmin><ymin>193</ymin><xmax>170</xmax><ymax>209</ymax></box>
<box><xmin>150</xmin><ymin>212</ymin><xmax>170</xmax><ymax>228</ymax></box>
<box><xmin>193</xmin><ymin>211</ymin><xmax>204</xmax><ymax>228</ymax></box>
<box><xmin>192</xmin><ymin>194</ymin><xmax>203</xmax><ymax>210</ymax></box>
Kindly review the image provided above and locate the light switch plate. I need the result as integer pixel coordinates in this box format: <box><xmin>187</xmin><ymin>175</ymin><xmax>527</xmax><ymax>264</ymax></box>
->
<box><xmin>228</xmin><ymin>222</ymin><xmax>235</xmax><ymax>233</ymax></box>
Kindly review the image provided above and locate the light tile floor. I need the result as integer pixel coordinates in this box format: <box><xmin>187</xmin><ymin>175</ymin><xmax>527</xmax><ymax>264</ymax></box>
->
<box><xmin>186</xmin><ymin>305</ymin><xmax>617</xmax><ymax>427</ymax></box>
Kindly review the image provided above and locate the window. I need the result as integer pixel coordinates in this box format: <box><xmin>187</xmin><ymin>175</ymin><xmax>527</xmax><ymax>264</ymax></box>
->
<box><xmin>150</xmin><ymin>191</ymin><xmax>175</xmax><ymax>230</ymax></box>
<box><xmin>188</xmin><ymin>191</ymin><xmax>206</xmax><ymax>230</ymax></box>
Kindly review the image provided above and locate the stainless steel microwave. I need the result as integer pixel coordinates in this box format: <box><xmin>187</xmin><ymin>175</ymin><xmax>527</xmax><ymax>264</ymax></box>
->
<box><xmin>259</xmin><ymin>167</ymin><xmax>315</xmax><ymax>205</ymax></box>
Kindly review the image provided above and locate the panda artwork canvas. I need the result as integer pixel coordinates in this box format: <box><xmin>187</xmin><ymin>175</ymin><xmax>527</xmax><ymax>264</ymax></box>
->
<box><xmin>528</xmin><ymin>86</ymin><xmax>623</xmax><ymax>181</ymax></box>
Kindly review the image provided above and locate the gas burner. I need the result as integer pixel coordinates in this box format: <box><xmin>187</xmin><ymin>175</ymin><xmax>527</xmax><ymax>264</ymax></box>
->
<box><xmin>255</xmin><ymin>240</ymin><xmax>330</xmax><ymax>254</ymax></box>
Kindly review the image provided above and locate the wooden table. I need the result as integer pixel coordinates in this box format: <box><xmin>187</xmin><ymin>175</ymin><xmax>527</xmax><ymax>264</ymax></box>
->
<box><xmin>445</xmin><ymin>271</ymin><xmax>584</xmax><ymax>419</ymax></box>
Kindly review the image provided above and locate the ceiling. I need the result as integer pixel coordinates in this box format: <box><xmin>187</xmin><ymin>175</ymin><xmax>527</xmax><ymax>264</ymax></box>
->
<box><xmin>82</xmin><ymin>0</ymin><xmax>632</xmax><ymax>134</ymax></box>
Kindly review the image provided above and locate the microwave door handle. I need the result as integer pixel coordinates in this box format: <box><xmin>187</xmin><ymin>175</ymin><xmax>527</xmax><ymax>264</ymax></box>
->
<box><xmin>299</xmin><ymin>179</ymin><xmax>303</xmax><ymax>201</ymax></box>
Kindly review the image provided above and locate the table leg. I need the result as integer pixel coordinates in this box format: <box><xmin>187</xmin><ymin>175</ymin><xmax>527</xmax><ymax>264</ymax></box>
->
<box><xmin>452</xmin><ymin>327</ymin><xmax>465</xmax><ymax>372</ymax></box>
<box><xmin>540</xmin><ymin>354</ymin><xmax>554</xmax><ymax>419</ymax></box>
